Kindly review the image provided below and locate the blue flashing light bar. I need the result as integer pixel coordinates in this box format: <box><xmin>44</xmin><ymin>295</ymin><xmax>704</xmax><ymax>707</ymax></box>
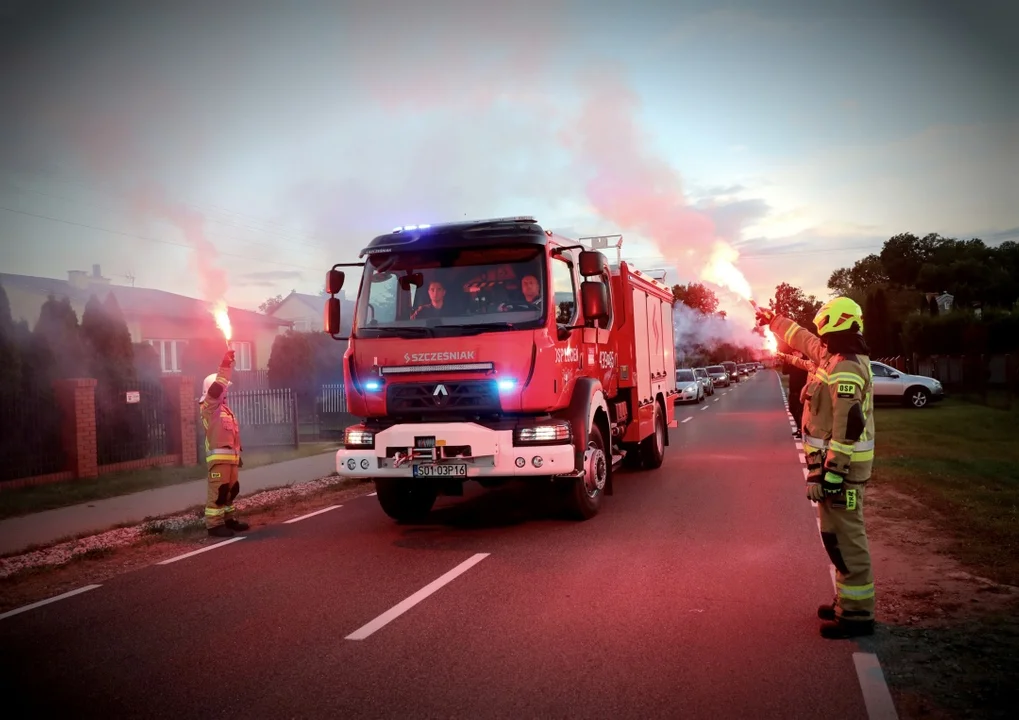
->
<box><xmin>391</xmin><ymin>224</ymin><xmax>432</xmax><ymax>233</ymax></box>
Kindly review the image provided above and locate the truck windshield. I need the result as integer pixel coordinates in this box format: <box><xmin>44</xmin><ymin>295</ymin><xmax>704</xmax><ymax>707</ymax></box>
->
<box><xmin>355</xmin><ymin>245</ymin><xmax>548</xmax><ymax>338</ymax></box>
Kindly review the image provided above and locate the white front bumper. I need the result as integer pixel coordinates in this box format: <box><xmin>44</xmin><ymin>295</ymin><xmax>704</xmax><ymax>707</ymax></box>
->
<box><xmin>336</xmin><ymin>422</ymin><xmax>577</xmax><ymax>479</ymax></box>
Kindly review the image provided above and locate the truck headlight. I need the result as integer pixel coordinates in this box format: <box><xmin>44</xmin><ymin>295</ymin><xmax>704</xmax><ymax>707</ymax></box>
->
<box><xmin>514</xmin><ymin>421</ymin><xmax>572</xmax><ymax>445</ymax></box>
<box><xmin>344</xmin><ymin>427</ymin><xmax>375</xmax><ymax>449</ymax></box>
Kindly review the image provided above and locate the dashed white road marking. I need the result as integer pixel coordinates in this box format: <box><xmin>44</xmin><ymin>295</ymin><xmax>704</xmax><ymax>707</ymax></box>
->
<box><xmin>681</xmin><ymin>417</ymin><xmax>693</xmax><ymax>424</ymax></box>
<box><xmin>158</xmin><ymin>537</ymin><xmax>245</xmax><ymax>565</ymax></box>
<box><xmin>0</xmin><ymin>584</ymin><xmax>102</xmax><ymax>621</ymax></box>
<box><xmin>795</xmin><ymin>442</ymin><xmax>804</xmax><ymax>450</ymax></box>
<box><xmin>346</xmin><ymin>553</ymin><xmax>490</xmax><ymax>640</ymax></box>
<box><xmin>700</xmin><ymin>405</ymin><xmax>709</xmax><ymax>411</ymax></box>
<box><xmin>854</xmin><ymin>653</ymin><xmax>899</xmax><ymax>720</ymax></box>
<box><xmin>802</xmin><ymin>467</ymin><xmax>809</xmax><ymax>479</ymax></box>
<box><xmin>284</xmin><ymin>505</ymin><xmax>342</xmax><ymax>524</ymax></box>
<box><xmin>367</xmin><ymin>492</ymin><xmax>377</xmax><ymax>497</ymax></box>
<box><xmin>713</xmin><ymin>398</ymin><xmax>719</xmax><ymax>403</ymax></box>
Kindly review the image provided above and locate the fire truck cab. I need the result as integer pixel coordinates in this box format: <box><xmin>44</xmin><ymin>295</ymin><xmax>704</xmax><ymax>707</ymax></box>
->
<box><xmin>324</xmin><ymin>216</ymin><xmax>678</xmax><ymax>522</ymax></box>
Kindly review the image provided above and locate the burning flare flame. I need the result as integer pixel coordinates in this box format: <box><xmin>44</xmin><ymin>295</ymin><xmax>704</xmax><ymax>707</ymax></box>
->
<box><xmin>212</xmin><ymin>299</ymin><xmax>232</xmax><ymax>345</ymax></box>
<box><xmin>701</xmin><ymin>242</ymin><xmax>779</xmax><ymax>356</ymax></box>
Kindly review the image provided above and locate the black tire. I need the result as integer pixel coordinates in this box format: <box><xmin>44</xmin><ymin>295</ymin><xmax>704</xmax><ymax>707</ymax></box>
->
<box><xmin>904</xmin><ymin>386</ymin><xmax>931</xmax><ymax>409</ymax></box>
<box><xmin>375</xmin><ymin>478</ymin><xmax>438</xmax><ymax>523</ymax></box>
<box><xmin>639</xmin><ymin>401</ymin><xmax>666</xmax><ymax>469</ymax></box>
<box><xmin>562</xmin><ymin>424</ymin><xmax>608</xmax><ymax>520</ymax></box>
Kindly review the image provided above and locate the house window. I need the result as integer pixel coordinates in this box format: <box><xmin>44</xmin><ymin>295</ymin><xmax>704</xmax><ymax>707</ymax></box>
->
<box><xmin>293</xmin><ymin>319</ymin><xmax>311</xmax><ymax>332</ymax></box>
<box><xmin>231</xmin><ymin>341</ymin><xmax>253</xmax><ymax>371</ymax></box>
<box><xmin>147</xmin><ymin>340</ymin><xmax>187</xmax><ymax>373</ymax></box>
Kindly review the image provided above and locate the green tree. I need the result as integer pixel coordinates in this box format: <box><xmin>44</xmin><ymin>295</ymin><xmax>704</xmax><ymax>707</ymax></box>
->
<box><xmin>0</xmin><ymin>284</ymin><xmax>22</xmax><ymax>394</ymax></box>
<box><xmin>863</xmin><ymin>287</ymin><xmax>895</xmax><ymax>357</ymax></box>
<box><xmin>769</xmin><ymin>283</ymin><xmax>822</xmax><ymax>332</ymax></box>
<box><xmin>33</xmin><ymin>295</ymin><xmax>83</xmax><ymax>382</ymax></box>
<box><xmin>259</xmin><ymin>293</ymin><xmax>286</xmax><ymax>314</ymax></box>
<box><xmin>671</xmin><ymin>282</ymin><xmax>720</xmax><ymax>315</ymax></box>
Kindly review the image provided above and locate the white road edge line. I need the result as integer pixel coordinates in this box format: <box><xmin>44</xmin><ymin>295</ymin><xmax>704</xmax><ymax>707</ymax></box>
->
<box><xmin>158</xmin><ymin>537</ymin><xmax>245</xmax><ymax>565</ymax></box>
<box><xmin>0</xmin><ymin>584</ymin><xmax>102</xmax><ymax>621</ymax></box>
<box><xmin>854</xmin><ymin>653</ymin><xmax>899</xmax><ymax>720</ymax></box>
<box><xmin>346</xmin><ymin>553</ymin><xmax>490</xmax><ymax>641</ymax></box>
<box><xmin>681</xmin><ymin>417</ymin><xmax>693</xmax><ymax>423</ymax></box>
<box><xmin>284</xmin><ymin>505</ymin><xmax>342</xmax><ymax>524</ymax></box>
<box><xmin>367</xmin><ymin>492</ymin><xmax>377</xmax><ymax>497</ymax></box>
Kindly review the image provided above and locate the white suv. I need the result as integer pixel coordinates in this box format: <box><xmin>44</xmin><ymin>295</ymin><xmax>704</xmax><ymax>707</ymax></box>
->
<box><xmin>870</xmin><ymin>361</ymin><xmax>944</xmax><ymax>408</ymax></box>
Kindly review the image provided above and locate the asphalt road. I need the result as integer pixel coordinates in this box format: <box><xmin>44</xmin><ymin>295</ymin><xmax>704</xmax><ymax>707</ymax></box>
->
<box><xmin>0</xmin><ymin>371</ymin><xmax>880</xmax><ymax>719</ymax></box>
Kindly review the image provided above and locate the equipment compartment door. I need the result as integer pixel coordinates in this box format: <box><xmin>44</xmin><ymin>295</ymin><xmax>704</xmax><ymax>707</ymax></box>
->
<box><xmin>631</xmin><ymin>287</ymin><xmax>651</xmax><ymax>404</ymax></box>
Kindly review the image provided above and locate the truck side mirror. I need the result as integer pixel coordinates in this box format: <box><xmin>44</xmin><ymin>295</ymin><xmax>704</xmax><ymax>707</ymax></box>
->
<box><xmin>326</xmin><ymin>268</ymin><xmax>345</xmax><ymax>295</ymax></box>
<box><xmin>581</xmin><ymin>281</ymin><xmax>609</xmax><ymax>324</ymax></box>
<box><xmin>324</xmin><ymin>297</ymin><xmax>342</xmax><ymax>336</ymax></box>
<box><xmin>579</xmin><ymin>250</ymin><xmax>609</xmax><ymax>277</ymax></box>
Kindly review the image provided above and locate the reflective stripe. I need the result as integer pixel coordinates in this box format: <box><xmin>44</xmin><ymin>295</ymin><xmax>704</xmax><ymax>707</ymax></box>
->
<box><xmin>830</xmin><ymin>440</ymin><xmax>854</xmax><ymax>454</ymax></box>
<box><xmin>828</xmin><ymin>371</ymin><xmax>866</xmax><ymax>386</ymax></box>
<box><xmin>806</xmin><ymin>436</ymin><xmax>874</xmax><ymax>454</ymax></box>
<box><xmin>205</xmin><ymin>507</ymin><xmax>226</xmax><ymax>517</ymax></box>
<box><xmin>837</xmin><ymin>581</ymin><xmax>875</xmax><ymax>600</ymax></box>
<box><xmin>207</xmin><ymin>447</ymin><xmax>240</xmax><ymax>464</ymax></box>
<box><xmin>224</xmin><ymin>505</ymin><xmax>235</xmax><ymax>513</ymax></box>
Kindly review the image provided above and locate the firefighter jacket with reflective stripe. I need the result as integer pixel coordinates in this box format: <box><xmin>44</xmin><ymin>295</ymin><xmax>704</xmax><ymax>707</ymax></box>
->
<box><xmin>200</xmin><ymin>364</ymin><xmax>241</xmax><ymax>465</ymax></box>
<box><xmin>770</xmin><ymin>316</ymin><xmax>875</xmax><ymax>483</ymax></box>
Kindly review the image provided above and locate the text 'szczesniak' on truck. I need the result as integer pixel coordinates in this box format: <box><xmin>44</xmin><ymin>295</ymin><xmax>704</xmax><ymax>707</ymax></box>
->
<box><xmin>323</xmin><ymin>216</ymin><xmax>679</xmax><ymax>521</ymax></box>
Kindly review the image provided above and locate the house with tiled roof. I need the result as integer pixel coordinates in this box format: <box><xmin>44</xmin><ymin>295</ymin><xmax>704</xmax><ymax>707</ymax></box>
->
<box><xmin>0</xmin><ymin>265</ymin><xmax>292</xmax><ymax>372</ymax></box>
<box><xmin>269</xmin><ymin>290</ymin><xmax>354</xmax><ymax>335</ymax></box>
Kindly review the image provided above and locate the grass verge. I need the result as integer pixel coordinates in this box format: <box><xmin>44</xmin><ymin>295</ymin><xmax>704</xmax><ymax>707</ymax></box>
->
<box><xmin>0</xmin><ymin>442</ymin><xmax>338</xmax><ymax>520</ymax></box>
<box><xmin>873</xmin><ymin>398</ymin><xmax>1019</xmax><ymax>586</ymax></box>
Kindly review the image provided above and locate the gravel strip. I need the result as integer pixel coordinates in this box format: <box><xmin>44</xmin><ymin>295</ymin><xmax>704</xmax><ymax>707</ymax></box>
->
<box><xmin>0</xmin><ymin>476</ymin><xmax>346</xmax><ymax>580</ymax></box>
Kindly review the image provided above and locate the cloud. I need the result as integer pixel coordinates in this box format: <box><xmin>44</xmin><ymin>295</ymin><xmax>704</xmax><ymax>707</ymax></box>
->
<box><xmin>235</xmin><ymin>270</ymin><xmax>304</xmax><ymax>286</ymax></box>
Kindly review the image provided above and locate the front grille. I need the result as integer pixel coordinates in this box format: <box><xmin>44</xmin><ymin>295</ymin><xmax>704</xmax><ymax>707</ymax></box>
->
<box><xmin>386</xmin><ymin>380</ymin><xmax>501</xmax><ymax>415</ymax></box>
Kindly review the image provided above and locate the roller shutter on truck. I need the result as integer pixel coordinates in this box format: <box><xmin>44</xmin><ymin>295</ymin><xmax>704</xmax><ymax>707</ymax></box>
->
<box><xmin>631</xmin><ymin>286</ymin><xmax>651</xmax><ymax>404</ymax></box>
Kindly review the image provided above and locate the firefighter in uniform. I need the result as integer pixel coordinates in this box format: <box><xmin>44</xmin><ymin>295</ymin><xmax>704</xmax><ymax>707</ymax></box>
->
<box><xmin>757</xmin><ymin>297</ymin><xmax>876</xmax><ymax>638</ymax></box>
<box><xmin>200</xmin><ymin>349</ymin><xmax>249</xmax><ymax>538</ymax></box>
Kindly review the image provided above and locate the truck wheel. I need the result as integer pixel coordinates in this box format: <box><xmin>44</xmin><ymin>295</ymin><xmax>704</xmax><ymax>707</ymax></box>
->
<box><xmin>561</xmin><ymin>425</ymin><xmax>608</xmax><ymax>520</ymax></box>
<box><xmin>639</xmin><ymin>401</ymin><xmax>666</xmax><ymax>469</ymax></box>
<box><xmin>375</xmin><ymin>478</ymin><xmax>438</xmax><ymax>523</ymax></box>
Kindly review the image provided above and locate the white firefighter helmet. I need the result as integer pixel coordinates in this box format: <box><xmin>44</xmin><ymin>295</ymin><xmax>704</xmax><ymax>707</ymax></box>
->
<box><xmin>199</xmin><ymin>373</ymin><xmax>231</xmax><ymax>403</ymax></box>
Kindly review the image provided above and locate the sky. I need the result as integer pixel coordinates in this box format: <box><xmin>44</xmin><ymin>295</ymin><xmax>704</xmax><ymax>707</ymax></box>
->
<box><xmin>1</xmin><ymin>0</ymin><xmax>1016</xmax><ymax>316</ymax></box>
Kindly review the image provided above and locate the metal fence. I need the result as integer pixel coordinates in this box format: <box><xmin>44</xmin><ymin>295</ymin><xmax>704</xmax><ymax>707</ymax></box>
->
<box><xmin>876</xmin><ymin>353</ymin><xmax>1018</xmax><ymax>410</ymax></box>
<box><xmin>197</xmin><ymin>387</ymin><xmax>298</xmax><ymax>450</ymax></box>
<box><xmin>0</xmin><ymin>388</ymin><xmax>66</xmax><ymax>483</ymax></box>
<box><xmin>95</xmin><ymin>379</ymin><xmax>169</xmax><ymax>465</ymax></box>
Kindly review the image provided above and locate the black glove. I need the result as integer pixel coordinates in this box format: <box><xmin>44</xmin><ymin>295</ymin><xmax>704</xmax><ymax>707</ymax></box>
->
<box><xmin>821</xmin><ymin>470</ymin><xmax>845</xmax><ymax>497</ymax></box>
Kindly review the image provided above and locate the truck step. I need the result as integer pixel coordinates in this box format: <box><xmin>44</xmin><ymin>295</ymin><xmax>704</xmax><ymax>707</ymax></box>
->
<box><xmin>611</xmin><ymin>453</ymin><xmax>625</xmax><ymax>470</ymax></box>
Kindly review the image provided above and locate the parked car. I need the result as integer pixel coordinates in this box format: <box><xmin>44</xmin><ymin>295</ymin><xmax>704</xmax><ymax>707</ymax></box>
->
<box><xmin>870</xmin><ymin>361</ymin><xmax>944</xmax><ymax>408</ymax></box>
<box><xmin>675</xmin><ymin>368</ymin><xmax>705</xmax><ymax>403</ymax></box>
<box><xmin>706</xmin><ymin>365</ymin><xmax>730</xmax><ymax>387</ymax></box>
<box><xmin>694</xmin><ymin>367</ymin><xmax>714</xmax><ymax>396</ymax></box>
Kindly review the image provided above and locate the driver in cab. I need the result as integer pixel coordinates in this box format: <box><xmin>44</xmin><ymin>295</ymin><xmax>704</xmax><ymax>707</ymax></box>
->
<box><xmin>410</xmin><ymin>280</ymin><xmax>448</xmax><ymax>320</ymax></box>
<box><xmin>500</xmin><ymin>274</ymin><xmax>543</xmax><ymax>313</ymax></box>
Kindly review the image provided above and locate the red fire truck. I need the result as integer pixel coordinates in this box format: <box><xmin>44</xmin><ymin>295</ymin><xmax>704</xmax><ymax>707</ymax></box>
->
<box><xmin>323</xmin><ymin>216</ymin><xmax>678</xmax><ymax>521</ymax></box>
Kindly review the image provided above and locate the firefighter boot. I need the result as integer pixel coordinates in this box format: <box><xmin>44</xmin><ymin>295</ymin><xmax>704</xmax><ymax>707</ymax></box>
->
<box><xmin>225</xmin><ymin>517</ymin><xmax>249</xmax><ymax>532</ymax></box>
<box><xmin>818</xmin><ymin>600</ymin><xmax>837</xmax><ymax>621</ymax></box>
<box><xmin>820</xmin><ymin>617</ymin><xmax>875</xmax><ymax>639</ymax></box>
<box><xmin>208</xmin><ymin>525</ymin><xmax>234</xmax><ymax>538</ymax></box>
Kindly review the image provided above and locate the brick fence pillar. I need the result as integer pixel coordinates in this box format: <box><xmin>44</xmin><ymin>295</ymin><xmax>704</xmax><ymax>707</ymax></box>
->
<box><xmin>162</xmin><ymin>375</ymin><xmax>198</xmax><ymax>466</ymax></box>
<box><xmin>54</xmin><ymin>378</ymin><xmax>99</xmax><ymax>479</ymax></box>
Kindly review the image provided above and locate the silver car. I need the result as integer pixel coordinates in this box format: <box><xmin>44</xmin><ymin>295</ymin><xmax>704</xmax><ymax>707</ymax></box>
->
<box><xmin>870</xmin><ymin>361</ymin><xmax>944</xmax><ymax>408</ymax></box>
<box><xmin>675</xmin><ymin>368</ymin><xmax>704</xmax><ymax>403</ymax></box>
<box><xmin>694</xmin><ymin>367</ymin><xmax>714</xmax><ymax>396</ymax></box>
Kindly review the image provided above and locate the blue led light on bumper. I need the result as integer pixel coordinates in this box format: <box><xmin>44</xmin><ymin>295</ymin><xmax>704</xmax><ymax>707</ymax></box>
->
<box><xmin>363</xmin><ymin>380</ymin><xmax>382</xmax><ymax>391</ymax></box>
<box><xmin>391</xmin><ymin>223</ymin><xmax>432</xmax><ymax>232</ymax></box>
<box><xmin>497</xmin><ymin>379</ymin><xmax>517</xmax><ymax>392</ymax></box>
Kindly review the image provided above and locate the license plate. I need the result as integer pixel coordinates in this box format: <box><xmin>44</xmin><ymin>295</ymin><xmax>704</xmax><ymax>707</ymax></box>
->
<box><xmin>412</xmin><ymin>463</ymin><xmax>467</xmax><ymax>478</ymax></box>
